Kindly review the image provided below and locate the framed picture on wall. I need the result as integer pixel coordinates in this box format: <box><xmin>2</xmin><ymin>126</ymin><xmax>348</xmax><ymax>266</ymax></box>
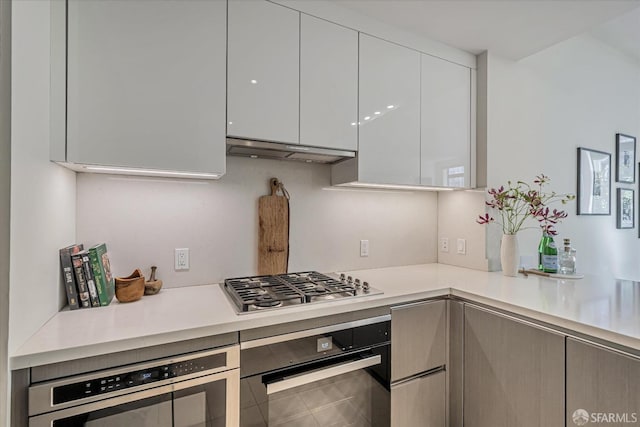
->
<box><xmin>616</xmin><ymin>133</ymin><xmax>636</xmax><ymax>183</ymax></box>
<box><xmin>577</xmin><ymin>147</ymin><xmax>611</xmax><ymax>215</ymax></box>
<box><xmin>616</xmin><ymin>188</ymin><xmax>634</xmax><ymax>229</ymax></box>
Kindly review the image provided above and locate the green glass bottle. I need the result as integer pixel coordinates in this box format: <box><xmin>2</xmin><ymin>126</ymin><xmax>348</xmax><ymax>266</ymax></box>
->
<box><xmin>538</xmin><ymin>233</ymin><xmax>558</xmax><ymax>273</ymax></box>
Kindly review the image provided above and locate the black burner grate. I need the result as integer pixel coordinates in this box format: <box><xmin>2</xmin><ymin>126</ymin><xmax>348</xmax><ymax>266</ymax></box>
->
<box><xmin>283</xmin><ymin>272</ymin><xmax>356</xmax><ymax>302</ymax></box>
<box><xmin>224</xmin><ymin>275</ymin><xmax>304</xmax><ymax>312</ymax></box>
<box><xmin>224</xmin><ymin>271</ymin><xmax>360</xmax><ymax>312</ymax></box>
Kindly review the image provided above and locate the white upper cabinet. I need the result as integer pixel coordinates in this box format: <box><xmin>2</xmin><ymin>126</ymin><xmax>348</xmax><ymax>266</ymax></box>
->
<box><xmin>300</xmin><ymin>15</ymin><xmax>358</xmax><ymax>151</ymax></box>
<box><xmin>357</xmin><ymin>34</ymin><xmax>421</xmax><ymax>185</ymax></box>
<box><xmin>420</xmin><ymin>54</ymin><xmax>472</xmax><ymax>188</ymax></box>
<box><xmin>227</xmin><ymin>0</ymin><xmax>299</xmax><ymax>144</ymax></box>
<box><xmin>65</xmin><ymin>0</ymin><xmax>226</xmax><ymax>176</ymax></box>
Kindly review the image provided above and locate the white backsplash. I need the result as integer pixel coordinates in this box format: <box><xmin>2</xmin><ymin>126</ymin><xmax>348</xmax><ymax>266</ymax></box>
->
<box><xmin>77</xmin><ymin>156</ymin><xmax>438</xmax><ymax>287</ymax></box>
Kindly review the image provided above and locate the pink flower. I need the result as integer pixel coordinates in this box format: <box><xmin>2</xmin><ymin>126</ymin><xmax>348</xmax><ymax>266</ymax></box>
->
<box><xmin>476</xmin><ymin>213</ymin><xmax>494</xmax><ymax>225</ymax></box>
<box><xmin>477</xmin><ymin>175</ymin><xmax>573</xmax><ymax>235</ymax></box>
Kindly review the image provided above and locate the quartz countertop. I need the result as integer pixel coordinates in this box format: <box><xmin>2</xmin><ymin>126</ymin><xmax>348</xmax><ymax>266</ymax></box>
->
<box><xmin>11</xmin><ymin>263</ymin><xmax>640</xmax><ymax>369</ymax></box>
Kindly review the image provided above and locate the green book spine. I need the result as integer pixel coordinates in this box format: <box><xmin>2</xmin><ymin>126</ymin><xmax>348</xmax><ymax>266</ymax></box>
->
<box><xmin>89</xmin><ymin>243</ymin><xmax>114</xmax><ymax>306</ymax></box>
<box><xmin>89</xmin><ymin>244</ymin><xmax>113</xmax><ymax>306</ymax></box>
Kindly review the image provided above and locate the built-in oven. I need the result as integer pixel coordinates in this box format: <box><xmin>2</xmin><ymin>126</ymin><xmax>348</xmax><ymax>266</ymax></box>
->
<box><xmin>240</xmin><ymin>315</ymin><xmax>391</xmax><ymax>427</ymax></box>
<box><xmin>28</xmin><ymin>345</ymin><xmax>240</xmax><ymax>427</ymax></box>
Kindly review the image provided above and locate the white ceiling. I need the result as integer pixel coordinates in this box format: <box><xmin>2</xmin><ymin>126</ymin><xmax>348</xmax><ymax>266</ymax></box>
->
<box><xmin>328</xmin><ymin>0</ymin><xmax>640</xmax><ymax>60</ymax></box>
<box><xmin>590</xmin><ymin>6</ymin><xmax>640</xmax><ymax>62</ymax></box>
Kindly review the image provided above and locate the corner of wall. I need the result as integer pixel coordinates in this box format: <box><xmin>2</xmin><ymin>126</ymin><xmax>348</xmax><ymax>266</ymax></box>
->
<box><xmin>475</xmin><ymin>51</ymin><xmax>488</xmax><ymax>189</ymax></box>
<box><xmin>0</xmin><ymin>0</ymin><xmax>11</xmax><ymax>424</ymax></box>
<box><xmin>437</xmin><ymin>190</ymin><xmax>490</xmax><ymax>271</ymax></box>
<box><xmin>8</xmin><ymin>0</ymin><xmax>77</xmax><ymax>360</ymax></box>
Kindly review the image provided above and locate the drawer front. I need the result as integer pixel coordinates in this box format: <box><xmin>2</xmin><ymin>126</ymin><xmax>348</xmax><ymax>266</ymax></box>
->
<box><xmin>391</xmin><ymin>300</ymin><xmax>446</xmax><ymax>382</ymax></box>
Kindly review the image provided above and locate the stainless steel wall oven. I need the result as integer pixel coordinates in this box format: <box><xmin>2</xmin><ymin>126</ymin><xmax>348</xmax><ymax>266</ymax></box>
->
<box><xmin>28</xmin><ymin>345</ymin><xmax>240</xmax><ymax>427</ymax></box>
<box><xmin>240</xmin><ymin>315</ymin><xmax>391</xmax><ymax>427</ymax></box>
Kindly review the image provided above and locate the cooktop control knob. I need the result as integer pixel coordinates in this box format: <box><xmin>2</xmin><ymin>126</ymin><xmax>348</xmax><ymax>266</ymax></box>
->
<box><xmin>347</xmin><ymin>276</ymin><xmax>353</xmax><ymax>283</ymax></box>
<box><xmin>354</xmin><ymin>278</ymin><xmax>361</xmax><ymax>287</ymax></box>
<box><xmin>363</xmin><ymin>281</ymin><xmax>370</xmax><ymax>292</ymax></box>
<box><xmin>340</xmin><ymin>273</ymin><xmax>346</xmax><ymax>281</ymax></box>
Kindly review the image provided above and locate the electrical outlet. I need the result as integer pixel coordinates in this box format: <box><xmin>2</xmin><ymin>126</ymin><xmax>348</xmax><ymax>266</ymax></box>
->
<box><xmin>175</xmin><ymin>248</ymin><xmax>190</xmax><ymax>270</ymax></box>
<box><xmin>440</xmin><ymin>238</ymin><xmax>449</xmax><ymax>253</ymax></box>
<box><xmin>457</xmin><ymin>238</ymin><xmax>466</xmax><ymax>255</ymax></box>
<box><xmin>360</xmin><ymin>240</ymin><xmax>369</xmax><ymax>257</ymax></box>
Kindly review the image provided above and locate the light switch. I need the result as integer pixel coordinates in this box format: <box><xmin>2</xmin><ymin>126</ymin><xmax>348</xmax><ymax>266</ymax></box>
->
<box><xmin>457</xmin><ymin>239</ymin><xmax>466</xmax><ymax>255</ymax></box>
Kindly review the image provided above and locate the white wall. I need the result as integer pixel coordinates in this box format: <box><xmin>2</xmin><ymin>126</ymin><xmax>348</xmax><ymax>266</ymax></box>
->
<box><xmin>9</xmin><ymin>0</ymin><xmax>76</xmax><ymax>358</ymax></box>
<box><xmin>484</xmin><ymin>35</ymin><xmax>640</xmax><ymax>278</ymax></box>
<box><xmin>437</xmin><ymin>191</ymin><xmax>490</xmax><ymax>271</ymax></box>
<box><xmin>0</xmin><ymin>0</ymin><xmax>11</xmax><ymax>423</ymax></box>
<box><xmin>77</xmin><ymin>156</ymin><xmax>438</xmax><ymax>286</ymax></box>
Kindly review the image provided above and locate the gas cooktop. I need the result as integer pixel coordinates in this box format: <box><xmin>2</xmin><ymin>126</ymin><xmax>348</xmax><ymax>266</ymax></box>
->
<box><xmin>222</xmin><ymin>271</ymin><xmax>382</xmax><ymax>314</ymax></box>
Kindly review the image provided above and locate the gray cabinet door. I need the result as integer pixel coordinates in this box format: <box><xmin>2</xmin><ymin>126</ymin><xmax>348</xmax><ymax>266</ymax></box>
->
<box><xmin>66</xmin><ymin>0</ymin><xmax>226</xmax><ymax>175</ymax></box>
<box><xmin>566</xmin><ymin>338</ymin><xmax>640</xmax><ymax>426</ymax></box>
<box><xmin>391</xmin><ymin>300</ymin><xmax>446</xmax><ymax>382</ymax></box>
<box><xmin>391</xmin><ymin>371</ymin><xmax>446</xmax><ymax>427</ymax></box>
<box><xmin>448</xmin><ymin>300</ymin><xmax>464</xmax><ymax>427</ymax></box>
<box><xmin>464</xmin><ymin>305</ymin><xmax>564</xmax><ymax>427</ymax></box>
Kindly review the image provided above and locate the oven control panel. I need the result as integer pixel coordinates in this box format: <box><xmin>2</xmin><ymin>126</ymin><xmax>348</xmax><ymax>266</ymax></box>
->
<box><xmin>52</xmin><ymin>352</ymin><xmax>225</xmax><ymax>404</ymax></box>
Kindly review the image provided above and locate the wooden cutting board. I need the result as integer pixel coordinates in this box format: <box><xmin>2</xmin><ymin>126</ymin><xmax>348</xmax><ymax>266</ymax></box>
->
<box><xmin>258</xmin><ymin>178</ymin><xmax>289</xmax><ymax>275</ymax></box>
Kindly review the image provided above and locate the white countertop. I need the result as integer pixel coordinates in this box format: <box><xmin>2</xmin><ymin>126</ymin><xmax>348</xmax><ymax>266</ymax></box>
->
<box><xmin>11</xmin><ymin>263</ymin><xmax>640</xmax><ymax>369</ymax></box>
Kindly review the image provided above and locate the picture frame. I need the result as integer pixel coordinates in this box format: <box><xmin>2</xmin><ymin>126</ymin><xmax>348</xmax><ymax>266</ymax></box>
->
<box><xmin>616</xmin><ymin>188</ymin><xmax>634</xmax><ymax>229</ymax></box>
<box><xmin>616</xmin><ymin>133</ymin><xmax>636</xmax><ymax>183</ymax></box>
<box><xmin>577</xmin><ymin>147</ymin><xmax>611</xmax><ymax>215</ymax></box>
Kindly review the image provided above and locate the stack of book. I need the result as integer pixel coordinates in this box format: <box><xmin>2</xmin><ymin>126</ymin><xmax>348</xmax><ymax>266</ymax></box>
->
<box><xmin>59</xmin><ymin>243</ymin><xmax>115</xmax><ymax>309</ymax></box>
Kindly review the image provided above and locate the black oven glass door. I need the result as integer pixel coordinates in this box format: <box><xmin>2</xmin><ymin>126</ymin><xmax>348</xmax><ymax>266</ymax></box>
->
<box><xmin>51</xmin><ymin>394</ymin><xmax>172</xmax><ymax>427</ymax></box>
<box><xmin>241</xmin><ymin>348</ymin><xmax>390</xmax><ymax>427</ymax></box>
<box><xmin>30</xmin><ymin>370</ymin><xmax>239</xmax><ymax>427</ymax></box>
<box><xmin>173</xmin><ymin>378</ymin><xmax>229</xmax><ymax>427</ymax></box>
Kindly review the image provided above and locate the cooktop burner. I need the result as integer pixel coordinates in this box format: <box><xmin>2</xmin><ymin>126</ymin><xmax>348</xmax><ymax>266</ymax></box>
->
<box><xmin>223</xmin><ymin>271</ymin><xmax>381</xmax><ymax>313</ymax></box>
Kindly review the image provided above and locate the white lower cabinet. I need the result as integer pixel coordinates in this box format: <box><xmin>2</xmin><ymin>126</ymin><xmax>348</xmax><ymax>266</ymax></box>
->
<box><xmin>391</xmin><ymin>370</ymin><xmax>446</xmax><ymax>427</ymax></box>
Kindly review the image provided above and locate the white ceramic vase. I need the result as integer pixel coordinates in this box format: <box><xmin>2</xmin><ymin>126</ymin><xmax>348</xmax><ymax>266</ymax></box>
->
<box><xmin>500</xmin><ymin>234</ymin><xmax>519</xmax><ymax>277</ymax></box>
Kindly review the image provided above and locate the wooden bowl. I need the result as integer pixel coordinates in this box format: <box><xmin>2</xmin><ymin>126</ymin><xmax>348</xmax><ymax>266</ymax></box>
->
<box><xmin>144</xmin><ymin>279</ymin><xmax>163</xmax><ymax>296</ymax></box>
<box><xmin>115</xmin><ymin>269</ymin><xmax>145</xmax><ymax>303</ymax></box>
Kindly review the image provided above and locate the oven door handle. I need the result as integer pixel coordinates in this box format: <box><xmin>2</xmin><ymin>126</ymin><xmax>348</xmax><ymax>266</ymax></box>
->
<box><xmin>265</xmin><ymin>354</ymin><xmax>381</xmax><ymax>395</ymax></box>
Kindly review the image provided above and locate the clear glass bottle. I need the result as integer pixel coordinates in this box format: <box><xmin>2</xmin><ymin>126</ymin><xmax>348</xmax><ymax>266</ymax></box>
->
<box><xmin>538</xmin><ymin>233</ymin><xmax>558</xmax><ymax>273</ymax></box>
<box><xmin>559</xmin><ymin>238</ymin><xmax>577</xmax><ymax>275</ymax></box>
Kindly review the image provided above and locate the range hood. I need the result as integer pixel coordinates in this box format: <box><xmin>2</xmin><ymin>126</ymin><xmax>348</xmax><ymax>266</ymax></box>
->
<box><xmin>226</xmin><ymin>138</ymin><xmax>356</xmax><ymax>164</ymax></box>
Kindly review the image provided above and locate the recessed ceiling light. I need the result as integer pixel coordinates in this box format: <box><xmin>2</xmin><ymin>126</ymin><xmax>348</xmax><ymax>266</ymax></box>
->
<box><xmin>387</xmin><ymin>105</ymin><xmax>394</xmax><ymax>109</ymax></box>
<box><xmin>364</xmin><ymin>116</ymin><xmax>371</xmax><ymax>121</ymax></box>
<box><xmin>374</xmin><ymin>111</ymin><xmax>381</xmax><ymax>115</ymax></box>
<box><xmin>250</xmin><ymin>79</ymin><xmax>257</xmax><ymax>84</ymax></box>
